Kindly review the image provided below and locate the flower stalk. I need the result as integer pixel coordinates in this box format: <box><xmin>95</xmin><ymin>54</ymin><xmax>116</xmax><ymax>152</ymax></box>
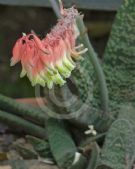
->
<box><xmin>49</xmin><ymin>0</ymin><xmax>109</xmax><ymax>115</ymax></box>
<box><xmin>76</xmin><ymin>16</ymin><xmax>109</xmax><ymax>115</ymax></box>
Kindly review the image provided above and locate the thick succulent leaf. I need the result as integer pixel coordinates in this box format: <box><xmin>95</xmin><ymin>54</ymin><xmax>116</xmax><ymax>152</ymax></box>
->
<box><xmin>103</xmin><ymin>0</ymin><xmax>135</xmax><ymax>109</ymax></box>
<box><xmin>96</xmin><ymin>104</ymin><xmax>135</xmax><ymax>169</ymax></box>
<box><xmin>46</xmin><ymin>118</ymin><xmax>77</xmax><ymax>169</ymax></box>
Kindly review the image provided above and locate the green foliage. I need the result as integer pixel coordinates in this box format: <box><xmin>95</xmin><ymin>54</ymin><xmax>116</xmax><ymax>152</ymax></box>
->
<box><xmin>0</xmin><ymin>94</ymin><xmax>45</xmax><ymax>125</ymax></box>
<box><xmin>0</xmin><ymin>0</ymin><xmax>135</xmax><ymax>168</ymax></box>
<box><xmin>96</xmin><ymin>104</ymin><xmax>135</xmax><ymax>169</ymax></box>
<box><xmin>46</xmin><ymin>118</ymin><xmax>77</xmax><ymax>169</ymax></box>
<box><xmin>26</xmin><ymin>135</ymin><xmax>53</xmax><ymax>159</ymax></box>
<box><xmin>95</xmin><ymin>0</ymin><xmax>135</xmax><ymax>167</ymax></box>
<box><xmin>103</xmin><ymin>0</ymin><xmax>135</xmax><ymax>107</ymax></box>
<box><xmin>0</xmin><ymin>109</ymin><xmax>46</xmax><ymax>138</ymax></box>
<box><xmin>66</xmin><ymin>0</ymin><xmax>135</xmax><ymax>133</ymax></box>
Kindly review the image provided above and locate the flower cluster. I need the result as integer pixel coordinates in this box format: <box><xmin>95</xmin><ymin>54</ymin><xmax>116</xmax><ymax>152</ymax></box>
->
<box><xmin>11</xmin><ymin>4</ymin><xmax>88</xmax><ymax>88</ymax></box>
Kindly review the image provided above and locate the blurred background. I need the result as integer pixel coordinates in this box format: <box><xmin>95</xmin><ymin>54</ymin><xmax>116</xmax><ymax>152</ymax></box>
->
<box><xmin>0</xmin><ymin>0</ymin><xmax>122</xmax><ymax>98</ymax></box>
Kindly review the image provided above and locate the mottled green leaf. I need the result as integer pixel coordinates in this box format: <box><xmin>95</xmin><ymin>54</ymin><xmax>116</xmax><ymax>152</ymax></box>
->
<box><xmin>96</xmin><ymin>104</ymin><xmax>135</xmax><ymax>169</ymax></box>
<box><xmin>46</xmin><ymin>118</ymin><xmax>77</xmax><ymax>169</ymax></box>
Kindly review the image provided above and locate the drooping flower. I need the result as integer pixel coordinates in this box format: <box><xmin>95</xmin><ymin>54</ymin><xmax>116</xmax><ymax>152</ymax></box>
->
<box><xmin>11</xmin><ymin>2</ymin><xmax>88</xmax><ymax>89</ymax></box>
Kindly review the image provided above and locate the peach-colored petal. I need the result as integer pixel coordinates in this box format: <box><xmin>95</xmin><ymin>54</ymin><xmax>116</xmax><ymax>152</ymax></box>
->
<box><xmin>10</xmin><ymin>4</ymin><xmax>87</xmax><ymax>88</ymax></box>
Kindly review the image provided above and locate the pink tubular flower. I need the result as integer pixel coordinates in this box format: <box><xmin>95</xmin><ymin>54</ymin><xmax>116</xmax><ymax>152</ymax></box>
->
<box><xmin>11</xmin><ymin>2</ymin><xmax>88</xmax><ymax>89</ymax></box>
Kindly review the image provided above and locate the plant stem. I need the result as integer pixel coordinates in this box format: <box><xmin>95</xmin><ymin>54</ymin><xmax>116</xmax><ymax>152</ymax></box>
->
<box><xmin>49</xmin><ymin>0</ymin><xmax>62</xmax><ymax>18</ymax></box>
<box><xmin>80</xmin><ymin>132</ymin><xmax>107</xmax><ymax>147</ymax></box>
<box><xmin>76</xmin><ymin>16</ymin><xmax>109</xmax><ymax>115</ymax></box>
<box><xmin>49</xmin><ymin>1</ymin><xmax>109</xmax><ymax>115</ymax></box>
<box><xmin>0</xmin><ymin>109</ymin><xmax>46</xmax><ymax>138</ymax></box>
